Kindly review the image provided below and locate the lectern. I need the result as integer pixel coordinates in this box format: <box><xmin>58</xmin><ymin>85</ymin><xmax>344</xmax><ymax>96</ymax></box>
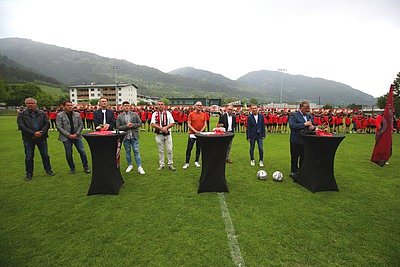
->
<box><xmin>83</xmin><ymin>132</ymin><xmax>126</xmax><ymax>195</ymax></box>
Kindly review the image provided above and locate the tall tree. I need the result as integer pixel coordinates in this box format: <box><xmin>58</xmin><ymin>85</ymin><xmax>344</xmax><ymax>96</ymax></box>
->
<box><xmin>249</xmin><ymin>98</ymin><xmax>258</xmax><ymax>105</ymax></box>
<box><xmin>0</xmin><ymin>80</ymin><xmax>10</xmax><ymax>102</ymax></box>
<box><xmin>6</xmin><ymin>83</ymin><xmax>41</xmax><ymax>106</ymax></box>
<box><xmin>376</xmin><ymin>72</ymin><xmax>400</xmax><ymax>117</ymax></box>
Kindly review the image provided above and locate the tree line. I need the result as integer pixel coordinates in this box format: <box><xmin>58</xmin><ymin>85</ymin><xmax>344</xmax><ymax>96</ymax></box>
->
<box><xmin>0</xmin><ymin>81</ymin><xmax>68</xmax><ymax>107</ymax></box>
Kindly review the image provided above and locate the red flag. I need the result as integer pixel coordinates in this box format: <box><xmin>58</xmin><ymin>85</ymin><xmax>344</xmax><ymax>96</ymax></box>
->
<box><xmin>370</xmin><ymin>85</ymin><xmax>395</xmax><ymax>166</ymax></box>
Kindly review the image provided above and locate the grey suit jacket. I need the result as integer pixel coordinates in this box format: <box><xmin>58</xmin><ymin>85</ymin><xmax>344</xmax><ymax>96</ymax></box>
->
<box><xmin>56</xmin><ymin>111</ymin><xmax>84</xmax><ymax>142</ymax></box>
<box><xmin>116</xmin><ymin>111</ymin><xmax>142</xmax><ymax>140</ymax></box>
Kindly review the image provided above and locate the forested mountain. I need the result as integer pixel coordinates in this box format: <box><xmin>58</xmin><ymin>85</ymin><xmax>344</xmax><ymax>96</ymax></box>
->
<box><xmin>0</xmin><ymin>54</ymin><xmax>61</xmax><ymax>84</ymax></box>
<box><xmin>236</xmin><ymin>70</ymin><xmax>376</xmax><ymax>105</ymax></box>
<box><xmin>0</xmin><ymin>38</ymin><xmax>376</xmax><ymax>105</ymax></box>
<box><xmin>170</xmin><ymin>67</ymin><xmax>376</xmax><ymax>105</ymax></box>
<box><xmin>169</xmin><ymin>67</ymin><xmax>238</xmax><ymax>88</ymax></box>
<box><xmin>0</xmin><ymin>38</ymin><xmax>243</xmax><ymax>98</ymax></box>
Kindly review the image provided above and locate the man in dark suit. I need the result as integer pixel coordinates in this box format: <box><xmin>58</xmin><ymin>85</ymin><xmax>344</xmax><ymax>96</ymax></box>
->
<box><xmin>56</xmin><ymin>101</ymin><xmax>90</xmax><ymax>174</ymax></box>
<box><xmin>246</xmin><ymin>105</ymin><xmax>266</xmax><ymax>167</ymax></box>
<box><xmin>17</xmin><ymin>97</ymin><xmax>54</xmax><ymax>181</ymax></box>
<box><xmin>288</xmin><ymin>101</ymin><xmax>315</xmax><ymax>179</ymax></box>
<box><xmin>93</xmin><ymin>97</ymin><xmax>115</xmax><ymax>131</ymax></box>
<box><xmin>218</xmin><ymin>105</ymin><xmax>236</xmax><ymax>163</ymax></box>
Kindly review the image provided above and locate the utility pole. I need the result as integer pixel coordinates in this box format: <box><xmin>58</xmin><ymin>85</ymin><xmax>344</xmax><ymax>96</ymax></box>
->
<box><xmin>112</xmin><ymin>66</ymin><xmax>120</xmax><ymax>103</ymax></box>
<box><xmin>277</xmin><ymin>68</ymin><xmax>287</xmax><ymax>104</ymax></box>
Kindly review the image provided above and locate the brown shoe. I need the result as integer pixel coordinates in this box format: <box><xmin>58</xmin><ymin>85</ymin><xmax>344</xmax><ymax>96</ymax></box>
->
<box><xmin>226</xmin><ymin>159</ymin><xmax>233</xmax><ymax>163</ymax></box>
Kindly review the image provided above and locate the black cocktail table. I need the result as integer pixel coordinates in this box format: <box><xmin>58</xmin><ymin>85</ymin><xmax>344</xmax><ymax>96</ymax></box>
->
<box><xmin>195</xmin><ymin>132</ymin><xmax>234</xmax><ymax>193</ymax></box>
<box><xmin>83</xmin><ymin>132</ymin><xmax>126</xmax><ymax>195</ymax></box>
<box><xmin>295</xmin><ymin>134</ymin><xmax>345</xmax><ymax>193</ymax></box>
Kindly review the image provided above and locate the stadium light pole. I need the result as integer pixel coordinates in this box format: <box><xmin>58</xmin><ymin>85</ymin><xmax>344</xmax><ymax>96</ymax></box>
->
<box><xmin>112</xmin><ymin>66</ymin><xmax>120</xmax><ymax>87</ymax></box>
<box><xmin>278</xmin><ymin>68</ymin><xmax>287</xmax><ymax>104</ymax></box>
<box><xmin>112</xmin><ymin>66</ymin><xmax>120</xmax><ymax>103</ymax></box>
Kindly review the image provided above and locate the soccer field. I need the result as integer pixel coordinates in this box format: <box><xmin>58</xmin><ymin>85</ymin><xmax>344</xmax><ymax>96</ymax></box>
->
<box><xmin>0</xmin><ymin>116</ymin><xmax>399</xmax><ymax>266</ymax></box>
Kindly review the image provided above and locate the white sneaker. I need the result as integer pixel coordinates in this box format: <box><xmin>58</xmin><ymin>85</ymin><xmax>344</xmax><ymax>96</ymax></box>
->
<box><xmin>126</xmin><ymin>165</ymin><xmax>133</xmax><ymax>173</ymax></box>
<box><xmin>138</xmin><ymin>166</ymin><xmax>145</xmax><ymax>175</ymax></box>
<box><xmin>259</xmin><ymin>161</ymin><xmax>264</xmax><ymax>167</ymax></box>
<box><xmin>194</xmin><ymin>162</ymin><xmax>201</xmax><ymax>168</ymax></box>
<box><xmin>183</xmin><ymin>163</ymin><xmax>189</xmax><ymax>169</ymax></box>
<box><xmin>250</xmin><ymin>160</ymin><xmax>255</xmax><ymax>166</ymax></box>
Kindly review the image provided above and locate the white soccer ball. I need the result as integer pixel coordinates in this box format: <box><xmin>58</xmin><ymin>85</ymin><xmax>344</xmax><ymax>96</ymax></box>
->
<box><xmin>272</xmin><ymin>171</ymin><xmax>283</xmax><ymax>182</ymax></box>
<box><xmin>257</xmin><ymin>170</ymin><xmax>267</xmax><ymax>180</ymax></box>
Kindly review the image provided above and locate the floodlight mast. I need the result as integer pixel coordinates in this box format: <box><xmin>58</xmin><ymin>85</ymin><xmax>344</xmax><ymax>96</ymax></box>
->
<box><xmin>112</xmin><ymin>66</ymin><xmax>120</xmax><ymax>102</ymax></box>
<box><xmin>277</xmin><ymin>68</ymin><xmax>287</xmax><ymax>104</ymax></box>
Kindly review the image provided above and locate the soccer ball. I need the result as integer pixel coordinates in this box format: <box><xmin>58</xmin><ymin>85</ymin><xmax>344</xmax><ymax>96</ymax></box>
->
<box><xmin>272</xmin><ymin>171</ymin><xmax>283</xmax><ymax>182</ymax></box>
<box><xmin>257</xmin><ymin>170</ymin><xmax>267</xmax><ymax>180</ymax></box>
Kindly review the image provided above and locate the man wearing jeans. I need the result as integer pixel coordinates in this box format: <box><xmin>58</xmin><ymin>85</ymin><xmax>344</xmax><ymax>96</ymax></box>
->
<box><xmin>56</xmin><ymin>101</ymin><xmax>90</xmax><ymax>174</ymax></box>
<box><xmin>150</xmin><ymin>101</ymin><xmax>176</xmax><ymax>171</ymax></box>
<box><xmin>246</xmin><ymin>105</ymin><xmax>266</xmax><ymax>167</ymax></box>
<box><xmin>116</xmin><ymin>101</ymin><xmax>145</xmax><ymax>175</ymax></box>
<box><xmin>17</xmin><ymin>97</ymin><xmax>55</xmax><ymax>181</ymax></box>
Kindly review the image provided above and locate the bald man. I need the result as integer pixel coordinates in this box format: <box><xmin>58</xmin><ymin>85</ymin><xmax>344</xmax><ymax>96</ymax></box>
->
<box><xmin>183</xmin><ymin>101</ymin><xmax>207</xmax><ymax>169</ymax></box>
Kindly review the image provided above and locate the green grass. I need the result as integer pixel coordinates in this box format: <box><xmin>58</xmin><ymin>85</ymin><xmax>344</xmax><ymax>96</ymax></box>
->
<box><xmin>0</xmin><ymin>116</ymin><xmax>399</xmax><ymax>266</ymax></box>
<box><xmin>9</xmin><ymin>83</ymin><xmax>65</xmax><ymax>97</ymax></box>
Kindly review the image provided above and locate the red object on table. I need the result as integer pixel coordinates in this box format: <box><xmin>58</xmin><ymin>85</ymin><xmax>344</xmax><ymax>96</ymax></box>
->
<box><xmin>315</xmin><ymin>129</ymin><xmax>333</xmax><ymax>136</ymax></box>
<box><xmin>88</xmin><ymin>131</ymin><xmax>113</xmax><ymax>135</ymax></box>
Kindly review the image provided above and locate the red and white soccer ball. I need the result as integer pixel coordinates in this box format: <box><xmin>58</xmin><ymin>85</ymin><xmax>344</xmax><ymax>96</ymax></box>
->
<box><xmin>272</xmin><ymin>171</ymin><xmax>283</xmax><ymax>182</ymax></box>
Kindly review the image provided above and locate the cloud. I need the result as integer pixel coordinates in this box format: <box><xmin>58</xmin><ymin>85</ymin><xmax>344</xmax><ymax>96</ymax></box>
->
<box><xmin>1</xmin><ymin>0</ymin><xmax>399</xmax><ymax>97</ymax></box>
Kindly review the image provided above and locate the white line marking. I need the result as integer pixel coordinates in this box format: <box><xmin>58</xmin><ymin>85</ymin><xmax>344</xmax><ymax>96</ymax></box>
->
<box><xmin>218</xmin><ymin>192</ymin><xmax>246</xmax><ymax>267</ymax></box>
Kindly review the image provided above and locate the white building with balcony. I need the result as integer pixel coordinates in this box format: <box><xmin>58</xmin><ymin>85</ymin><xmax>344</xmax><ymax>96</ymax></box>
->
<box><xmin>68</xmin><ymin>83</ymin><xmax>138</xmax><ymax>106</ymax></box>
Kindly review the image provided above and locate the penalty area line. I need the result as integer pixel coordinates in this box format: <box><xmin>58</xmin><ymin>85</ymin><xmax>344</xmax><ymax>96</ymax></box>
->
<box><xmin>218</xmin><ymin>193</ymin><xmax>245</xmax><ymax>267</ymax></box>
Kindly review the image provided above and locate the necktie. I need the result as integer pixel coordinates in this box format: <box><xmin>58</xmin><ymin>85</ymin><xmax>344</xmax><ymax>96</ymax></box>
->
<box><xmin>103</xmin><ymin>111</ymin><xmax>107</xmax><ymax>125</ymax></box>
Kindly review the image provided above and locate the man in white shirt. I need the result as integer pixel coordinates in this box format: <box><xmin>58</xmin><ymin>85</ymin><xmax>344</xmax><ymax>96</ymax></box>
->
<box><xmin>218</xmin><ymin>105</ymin><xmax>236</xmax><ymax>163</ymax></box>
<box><xmin>246</xmin><ymin>105</ymin><xmax>266</xmax><ymax>167</ymax></box>
<box><xmin>93</xmin><ymin>97</ymin><xmax>115</xmax><ymax>130</ymax></box>
<box><xmin>150</xmin><ymin>101</ymin><xmax>176</xmax><ymax>171</ymax></box>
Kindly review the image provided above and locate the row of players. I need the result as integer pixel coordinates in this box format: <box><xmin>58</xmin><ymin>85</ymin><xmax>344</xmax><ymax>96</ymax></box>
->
<box><xmin>32</xmin><ymin>106</ymin><xmax>400</xmax><ymax>134</ymax></box>
<box><xmin>18</xmin><ymin>97</ymin><xmax>400</xmax><ymax>181</ymax></box>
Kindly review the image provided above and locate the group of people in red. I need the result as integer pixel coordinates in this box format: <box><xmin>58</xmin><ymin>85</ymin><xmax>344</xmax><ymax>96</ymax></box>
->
<box><xmin>17</xmin><ymin>97</ymin><xmax>400</xmax><ymax>182</ymax></box>
<box><xmin>39</xmin><ymin>105</ymin><xmax>400</xmax><ymax>135</ymax></box>
<box><xmin>41</xmin><ymin>106</ymin><xmax>213</xmax><ymax>133</ymax></box>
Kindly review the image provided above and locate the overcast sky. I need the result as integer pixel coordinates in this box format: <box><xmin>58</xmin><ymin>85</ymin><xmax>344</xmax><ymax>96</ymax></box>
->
<box><xmin>1</xmin><ymin>0</ymin><xmax>399</xmax><ymax>97</ymax></box>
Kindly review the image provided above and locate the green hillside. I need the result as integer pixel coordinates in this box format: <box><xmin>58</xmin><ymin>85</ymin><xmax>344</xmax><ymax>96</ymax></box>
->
<box><xmin>0</xmin><ymin>54</ymin><xmax>61</xmax><ymax>85</ymax></box>
<box><xmin>38</xmin><ymin>84</ymin><xmax>65</xmax><ymax>96</ymax></box>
